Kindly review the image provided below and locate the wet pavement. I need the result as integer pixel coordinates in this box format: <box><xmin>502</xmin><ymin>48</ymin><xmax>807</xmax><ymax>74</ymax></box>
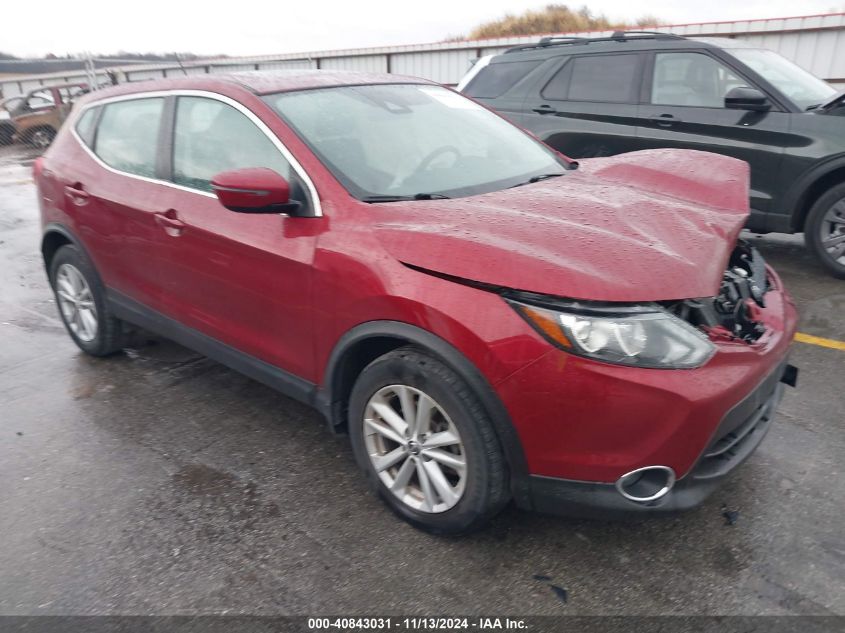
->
<box><xmin>0</xmin><ymin>142</ymin><xmax>843</xmax><ymax>616</ymax></box>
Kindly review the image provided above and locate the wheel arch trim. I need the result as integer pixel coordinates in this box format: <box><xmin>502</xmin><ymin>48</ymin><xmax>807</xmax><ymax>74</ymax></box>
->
<box><xmin>41</xmin><ymin>223</ymin><xmax>95</xmax><ymax>280</ymax></box>
<box><xmin>784</xmin><ymin>154</ymin><xmax>845</xmax><ymax>230</ymax></box>
<box><xmin>319</xmin><ymin>320</ymin><xmax>532</xmax><ymax>507</ymax></box>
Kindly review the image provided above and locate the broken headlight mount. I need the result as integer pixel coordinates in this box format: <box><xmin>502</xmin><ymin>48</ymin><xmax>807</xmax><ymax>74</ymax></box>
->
<box><xmin>668</xmin><ymin>240</ymin><xmax>769</xmax><ymax>344</ymax></box>
<box><xmin>507</xmin><ymin>241</ymin><xmax>771</xmax><ymax>367</ymax></box>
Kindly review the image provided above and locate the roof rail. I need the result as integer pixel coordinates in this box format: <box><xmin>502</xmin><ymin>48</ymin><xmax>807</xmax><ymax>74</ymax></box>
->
<box><xmin>610</xmin><ymin>30</ymin><xmax>684</xmax><ymax>40</ymax></box>
<box><xmin>539</xmin><ymin>36</ymin><xmax>588</xmax><ymax>45</ymax></box>
<box><xmin>505</xmin><ymin>36</ymin><xmax>586</xmax><ymax>53</ymax></box>
<box><xmin>505</xmin><ymin>30</ymin><xmax>684</xmax><ymax>53</ymax></box>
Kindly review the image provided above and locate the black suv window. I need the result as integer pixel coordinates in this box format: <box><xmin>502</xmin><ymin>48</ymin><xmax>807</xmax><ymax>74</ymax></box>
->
<box><xmin>651</xmin><ymin>52</ymin><xmax>747</xmax><ymax>108</ymax></box>
<box><xmin>464</xmin><ymin>60</ymin><xmax>541</xmax><ymax>98</ymax></box>
<box><xmin>543</xmin><ymin>54</ymin><xmax>641</xmax><ymax>103</ymax></box>
<box><xmin>94</xmin><ymin>98</ymin><xmax>164</xmax><ymax>178</ymax></box>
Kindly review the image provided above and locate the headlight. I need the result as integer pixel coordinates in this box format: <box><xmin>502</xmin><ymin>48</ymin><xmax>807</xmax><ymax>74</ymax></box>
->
<box><xmin>509</xmin><ymin>298</ymin><xmax>715</xmax><ymax>369</ymax></box>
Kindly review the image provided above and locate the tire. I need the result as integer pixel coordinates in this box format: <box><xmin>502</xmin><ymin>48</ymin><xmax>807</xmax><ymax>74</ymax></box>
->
<box><xmin>28</xmin><ymin>126</ymin><xmax>56</xmax><ymax>149</ymax></box>
<box><xmin>49</xmin><ymin>244</ymin><xmax>126</xmax><ymax>356</ymax></box>
<box><xmin>805</xmin><ymin>183</ymin><xmax>845</xmax><ymax>279</ymax></box>
<box><xmin>348</xmin><ymin>346</ymin><xmax>509</xmax><ymax>534</ymax></box>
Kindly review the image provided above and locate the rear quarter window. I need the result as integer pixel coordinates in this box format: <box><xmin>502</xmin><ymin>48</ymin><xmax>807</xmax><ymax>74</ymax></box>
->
<box><xmin>74</xmin><ymin>107</ymin><xmax>99</xmax><ymax>147</ymax></box>
<box><xmin>93</xmin><ymin>98</ymin><xmax>164</xmax><ymax>178</ymax></box>
<box><xmin>464</xmin><ymin>60</ymin><xmax>541</xmax><ymax>98</ymax></box>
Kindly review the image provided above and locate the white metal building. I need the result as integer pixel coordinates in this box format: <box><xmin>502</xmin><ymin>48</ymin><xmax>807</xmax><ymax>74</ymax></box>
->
<box><xmin>1</xmin><ymin>12</ymin><xmax>844</xmax><ymax>98</ymax></box>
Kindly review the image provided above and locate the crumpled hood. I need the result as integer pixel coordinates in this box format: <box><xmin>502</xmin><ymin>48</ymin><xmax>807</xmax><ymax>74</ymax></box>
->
<box><xmin>369</xmin><ymin>149</ymin><xmax>750</xmax><ymax>302</ymax></box>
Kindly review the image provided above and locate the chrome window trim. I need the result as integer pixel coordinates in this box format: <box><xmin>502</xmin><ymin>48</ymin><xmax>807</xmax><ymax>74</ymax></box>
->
<box><xmin>69</xmin><ymin>89</ymin><xmax>323</xmax><ymax>216</ymax></box>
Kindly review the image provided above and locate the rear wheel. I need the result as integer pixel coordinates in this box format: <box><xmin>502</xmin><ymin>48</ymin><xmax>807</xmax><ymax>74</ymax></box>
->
<box><xmin>348</xmin><ymin>347</ymin><xmax>509</xmax><ymax>534</ymax></box>
<box><xmin>806</xmin><ymin>183</ymin><xmax>845</xmax><ymax>279</ymax></box>
<box><xmin>49</xmin><ymin>245</ymin><xmax>126</xmax><ymax>356</ymax></box>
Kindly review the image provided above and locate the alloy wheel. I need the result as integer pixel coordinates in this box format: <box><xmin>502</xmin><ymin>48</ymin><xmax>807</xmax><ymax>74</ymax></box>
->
<box><xmin>55</xmin><ymin>263</ymin><xmax>98</xmax><ymax>342</ymax></box>
<box><xmin>363</xmin><ymin>384</ymin><xmax>467</xmax><ymax>513</ymax></box>
<box><xmin>31</xmin><ymin>129</ymin><xmax>52</xmax><ymax>149</ymax></box>
<box><xmin>820</xmin><ymin>199</ymin><xmax>845</xmax><ymax>265</ymax></box>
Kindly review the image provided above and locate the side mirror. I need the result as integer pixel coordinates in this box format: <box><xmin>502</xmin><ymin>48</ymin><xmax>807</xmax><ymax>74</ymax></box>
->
<box><xmin>211</xmin><ymin>167</ymin><xmax>302</xmax><ymax>214</ymax></box>
<box><xmin>725</xmin><ymin>86</ymin><xmax>771</xmax><ymax>112</ymax></box>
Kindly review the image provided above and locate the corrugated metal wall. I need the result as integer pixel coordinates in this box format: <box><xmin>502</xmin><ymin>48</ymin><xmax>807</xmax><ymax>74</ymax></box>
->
<box><xmin>741</xmin><ymin>30</ymin><xmax>845</xmax><ymax>83</ymax></box>
<box><xmin>672</xmin><ymin>13</ymin><xmax>845</xmax><ymax>85</ymax></box>
<box><xmin>2</xmin><ymin>12</ymin><xmax>844</xmax><ymax>97</ymax></box>
<box><xmin>320</xmin><ymin>55</ymin><xmax>387</xmax><ymax>72</ymax></box>
<box><xmin>259</xmin><ymin>60</ymin><xmax>317</xmax><ymax>70</ymax></box>
<box><xmin>391</xmin><ymin>50</ymin><xmax>475</xmax><ymax>83</ymax></box>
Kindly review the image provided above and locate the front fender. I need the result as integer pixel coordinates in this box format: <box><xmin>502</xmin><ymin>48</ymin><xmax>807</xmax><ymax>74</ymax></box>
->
<box><xmin>320</xmin><ymin>319</ymin><xmax>533</xmax><ymax>507</ymax></box>
<box><xmin>780</xmin><ymin>153</ymin><xmax>845</xmax><ymax>229</ymax></box>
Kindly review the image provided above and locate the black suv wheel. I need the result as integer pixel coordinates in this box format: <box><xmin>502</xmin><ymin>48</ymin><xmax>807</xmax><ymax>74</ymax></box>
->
<box><xmin>805</xmin><ymin>183</ymin><xmax>845</xmax><ymax>279</ymax></box>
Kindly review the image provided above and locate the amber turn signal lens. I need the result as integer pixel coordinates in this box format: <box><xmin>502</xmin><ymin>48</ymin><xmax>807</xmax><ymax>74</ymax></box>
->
<box><xmin>516</xmin><ymin>304</ymin><xmax>572</xmax><ymax>348</ymax></box>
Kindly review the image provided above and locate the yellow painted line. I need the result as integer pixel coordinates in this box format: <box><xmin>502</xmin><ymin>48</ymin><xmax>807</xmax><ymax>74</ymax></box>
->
<box><xmin>795</xmin><ymin>332</ymin><xmax>845</xmax><ymax>352</ymax></box>
<box><xmin>0</xmin><ymin>178</ymin><xmax>33</xmax><ymax>186</ymax></box>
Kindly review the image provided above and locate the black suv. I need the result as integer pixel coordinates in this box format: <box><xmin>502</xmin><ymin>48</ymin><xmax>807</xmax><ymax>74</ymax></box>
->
<box><xmin>461</xmin><ymin>32</ymin><xmax>845</xmax><ymax>277</ymax></box>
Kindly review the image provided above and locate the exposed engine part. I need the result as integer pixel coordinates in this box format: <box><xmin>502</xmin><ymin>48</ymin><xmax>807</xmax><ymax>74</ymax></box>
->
<box><xmin>666</xmin><ymin>241</ymin><xmax>769</xmax><ymax>344</ymax></box>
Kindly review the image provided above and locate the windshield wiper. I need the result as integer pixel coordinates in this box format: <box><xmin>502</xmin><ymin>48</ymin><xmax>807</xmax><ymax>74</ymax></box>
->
<box><xmin>509</xmin><ymin>173</ymin><xmax>565</xmax><ymax>189</ymax></box>
<box><xmin>361</xmin><ymin>193</ymin><xmax>451</xmax><ymax>203</ymax></box>
<box><xmin>806</xmin><ymin>103</ymin><xmax>822</xmax><ymax>111</ymax></box>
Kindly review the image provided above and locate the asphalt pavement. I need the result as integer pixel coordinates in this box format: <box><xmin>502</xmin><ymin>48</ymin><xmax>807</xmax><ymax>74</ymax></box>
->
<box><xmin>0</xmin><ymin>143</ymin><xmax>843</xmax><ymax>616</ymax></box>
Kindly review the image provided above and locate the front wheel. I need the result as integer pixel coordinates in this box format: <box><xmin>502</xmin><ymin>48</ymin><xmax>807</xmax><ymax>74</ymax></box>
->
<box><xmin>805</xmin><ymin>183</ymin><xmax>845</xmax><ymax>279</ymax></box>
<box><xmin>348</xmin><ymin>347</ymin><xmax>510</xmax><ymax>534</ymax></box>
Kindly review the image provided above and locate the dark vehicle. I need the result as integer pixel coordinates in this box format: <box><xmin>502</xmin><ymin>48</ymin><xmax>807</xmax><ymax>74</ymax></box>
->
<box><xmin>461</xmin><ymin>32</ymin><xmax>845</xmax><ymax>278</ymax></box>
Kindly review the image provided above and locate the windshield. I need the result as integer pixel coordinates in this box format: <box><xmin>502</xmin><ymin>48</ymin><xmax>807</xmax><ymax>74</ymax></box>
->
<box><xmin>265</xmin><ymin>84</ymin><xmax>565</xmax><ymax>200</ymax></box>
<box><xmin>730</xmin><ymin>48</ymin><xmax>836</xmax><ymax>109</ymax></box>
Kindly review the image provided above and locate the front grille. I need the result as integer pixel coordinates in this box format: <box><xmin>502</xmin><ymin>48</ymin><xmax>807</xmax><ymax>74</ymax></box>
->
<box><xmin>690</xmin><ymin>364</ymin><xmax>786</xmax><ymax>481</ymax></box>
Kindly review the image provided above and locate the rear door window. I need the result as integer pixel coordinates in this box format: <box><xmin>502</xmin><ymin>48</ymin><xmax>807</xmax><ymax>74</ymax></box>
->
<box><xmin>94</xmin><ymin>98</ymin><xmax>164</xmax><ymax>178</ymax></box>
<box><xmin>464</xmin><ymin>60</ymin><xmax>541</xmax><ymax>98</ymax></box>
<box><xmin>543</xmin><ymin>54</ymin><xmax>641</xmax><ymax>103</ymax></box>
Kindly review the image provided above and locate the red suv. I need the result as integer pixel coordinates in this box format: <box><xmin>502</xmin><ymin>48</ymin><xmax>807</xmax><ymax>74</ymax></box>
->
<box><xmin>36</xmin><ymin>72</ymin><xmax>798</xmax><ymax>533</ymax></box>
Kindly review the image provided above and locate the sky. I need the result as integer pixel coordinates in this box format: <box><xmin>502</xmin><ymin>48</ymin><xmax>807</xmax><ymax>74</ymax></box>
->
<box><xmin>1</xmin><ymin>0</ymin><xmax>843</xmax><ymax>58</ymax></box>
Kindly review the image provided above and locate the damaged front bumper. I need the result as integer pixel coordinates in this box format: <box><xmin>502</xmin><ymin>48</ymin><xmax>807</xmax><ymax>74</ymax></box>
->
<box><xmin>496</xmin><ymin>255</ymin><xmax>799</xmax><ymax>517</ymax></box>
<box><xmin>524</xmin><ymin>359</ymin><xmax>797</xmax><ymax>519</ymax></box>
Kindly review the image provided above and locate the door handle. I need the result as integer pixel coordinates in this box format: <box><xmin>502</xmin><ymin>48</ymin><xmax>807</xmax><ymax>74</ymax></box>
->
<box><xmin>154</xmin><ymin>209</ymin><xmax>186</xmax><ymax>237</ymax></box>
<box><xmin>648</xmin><ymin>114</ymin><xmax>682</xmax><ymax>127</ymax></box>
<box><xmin>532</xmin><ymin>104</ymin><xmax>558</xmax><ymax>115</ymax></box>
<box><xmin>64</xmin><ymin>183</ymin><xmax>89</xmax><ymax>206</ymax></box>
